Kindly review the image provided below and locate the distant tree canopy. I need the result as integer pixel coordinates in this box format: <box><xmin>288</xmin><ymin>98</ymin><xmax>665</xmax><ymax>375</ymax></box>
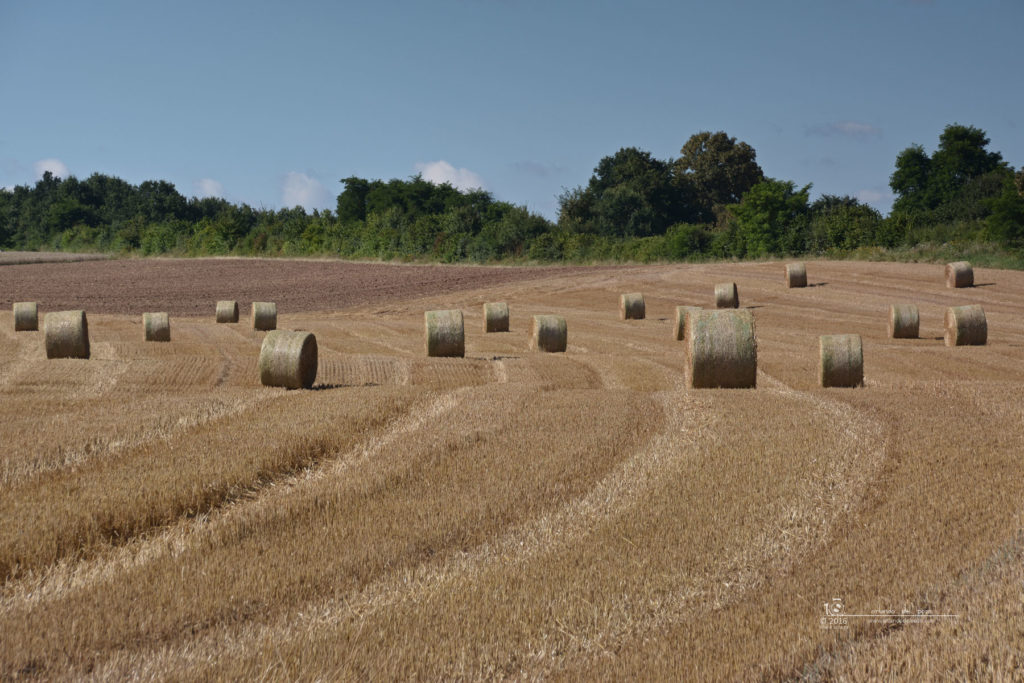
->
<box><xmin>557</xmin><ymin>131</ymin><xmax>765</xmax><ymax>238</ymax></box>
<box><xmin>891</xmin><ymin>124</ymin><xmax>1010</xmax><ymax>216</ymax></box>
<box><xmin>0</xmin><ymin>123</ymin><xmax>1020</xmax><ymax>261</ymax></box>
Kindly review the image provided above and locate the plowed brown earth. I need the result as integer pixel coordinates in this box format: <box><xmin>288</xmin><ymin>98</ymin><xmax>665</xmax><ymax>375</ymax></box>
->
<box><xmin>0</xmin><ymin>257</ymin><xmax>624</xmax><ymax>315</ymax></box>
<box><xmin>0</xmin><ymin>258</ymin><xmax>1022</xmax><ymax>680</ymax></box>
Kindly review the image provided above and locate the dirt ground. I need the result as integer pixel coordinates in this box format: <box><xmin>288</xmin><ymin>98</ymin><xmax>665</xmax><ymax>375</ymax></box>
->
<box><xmin>0</xmin><ymin>256</ymin><xmax>623</xmax><ymax>315</ymax></box>
<box><xmin>1</xmin><ymin>257</ymin><xmax>1022</xmax><ymax>680</ymax></box>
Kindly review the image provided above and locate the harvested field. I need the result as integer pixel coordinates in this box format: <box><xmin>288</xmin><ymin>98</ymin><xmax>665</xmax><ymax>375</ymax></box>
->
<box><xmin>1</xmin><ymin>257</ymin><xmax>1023</xmax><ymax>679</ymax></box>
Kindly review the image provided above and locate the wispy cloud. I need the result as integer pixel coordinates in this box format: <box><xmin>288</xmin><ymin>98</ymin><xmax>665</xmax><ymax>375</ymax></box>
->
<box><xmin>194</xmin><ymin>178</ymin><xmax>224</xmax><ymax>198</ymax></box>
<box><xmin>510</xmin><ymin>160</ymin><xmax>566</xmax><ymax>178</ymax></box>
<box><xmin>414</xmin><ymin>160</ymin><xmax>486</xmax><ymax>192</ymax></box>
<box><xmin>856</xmin><ymin>188</ymin><xmax>893</xmax><ymax>205</ymax></box>
<box><xmin>282</xmin><ymin>172</ymin><xmax>331</xmax><ymax>210</ymax></box>
<box><xmin>807</xmin><ymin>121</ymin><xmax>882</xmax><ymax>139</ymax></box>
<box><xmin>34</xmin><ymin>158</ymin><xmax>69</xmax><ymax>179</ymax></box>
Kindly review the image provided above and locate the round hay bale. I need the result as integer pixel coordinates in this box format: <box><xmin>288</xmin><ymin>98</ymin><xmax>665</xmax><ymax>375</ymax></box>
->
<box><xmin>888</xmin><ymin>304</ymin><xmax>919</xmax><ymax>339</ymax></box>
<box><xmin>143</xmin><ymin>312</ymin><xmax>171</xmax><ymax>342</ymax></box>
<box><xmin>424</xmin><ymin>309</ymin><xmax>465</xmax><ymax>357</ymax></box>
<box><xmin>531</xmin><ymin>315</ymin><xmax>567</xmax><ymax>352</ymax></box>
<box><xmin>944</xmin><ymin>304</ymin><xmax>987</xmax><ymax>346</ymax></box>
<box><xmin>619</xmin><ymin>293</ymin><xmax>645</xmax><ymax>320</ymax></box>
<box><xmin>785</xmin><ymin>262</ymin><xmax>807</xmax><ymax>288</ymax></box>
<box><xmin>483</xmin><ymin>302</ymin><xmax>510</xmax><ymax>333</ymax></box>
<box><xmin>216</xmin><ymin>300</ymin><xmax>239</xmax><ymax>323</ymax></box>
<box><xmin>686</xmin><ymin>309</ymin><xmax>756</xmax><ymax>388</ymax></box>
<box><xmin>714</xmin><ymin>282</ymin><xmax>739</xmax><ymax>309</ymax></box>
<box><xmin>44</xmin><ymin>310</ymin><xmax>90</xmax><ymax>359</ymax></box>
<box><xmin>819</xmin><ymin>334</ymin><xmax>864</xmax><ymax>388</ymax></box>
<box><xmin>673</xmin><ymin>305</ymin><xmax>701</xmax><ymax>341</ymax></box>
<box><xmin>259</xmin><ymin>330</ymin><xmax>318</xmax><ymax>389</ymax></box>
<box><xmin>945</xmin><ymin>261</ymin><xmax>974</xmax><ymax>288</ymax></box>
<box><xmin>252</xmin><ymin>302</ymin><xmax>277</xmax><ymax>331</ymax></box>
<box><xmin>13</xmin><ymin>302</ymin><xmax>38</xmax><ymax>331</ymax></box>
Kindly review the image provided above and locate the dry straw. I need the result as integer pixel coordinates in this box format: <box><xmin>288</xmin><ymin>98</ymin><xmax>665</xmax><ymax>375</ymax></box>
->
<box><xmin>259</xmin><ymin>330</ymin><xmax>318</xmax><ymax>389</ymax></box>
<box><xmin>252</xmin><ymin>302</ymin><xmax>277</xmax><ymax>331</ymax></box>
<box><xmin>785</xmin><ymin>263</ymin><xmax>807</xmax><ymax>288</ymax></box>
<box><xmin>483</xmin><ymin>302</ymin><xmax>510</xmax><ymax>333</ymax></box>
<box><xmin>673</xmin><ymin>305</ymin><xmax>701</xmax><ymax>341</ymax></box>
<box><xmin>619</xmin><ymin>293</ymin><xmax>645</xmax><ymax>320</ymax></box>
<box><xmin>944</xmin><ymin>304</ymin><xmax>987</xmax><ymax>346</ymax></box>
<box><xmin>424</xmin><ymin>309</ymin><xmax>465</xmax><ymax>357</ymax></box>
<box><xmin>819</xmin><ymin>334</ymin><xmax>864</xmax><ymax>388</ymax></box>
<box><xmin>13</xmin><ymin>302</ymin><xmax>37</xmax><ymax>331</ymax></box>
<box><xmin>945</xmin><ymin>261</ymin><xmax>974</xmax><ymax>288</ymax></box>
<box><xmin>686</xmin><ymin>309</ymin><xmax>756</xmax><ymax>388</ymax></box>
<box><xmin>714</xmin><ymin>282</ymin><xmax>739</xmax><ymax>309</ymax></box>
<box><xmin>531</xmin><ymin>315</ymin><xmax>567</xmax><ymax>352</ymax></box>
<box><xmin>216</xmin><ymin>300</ymin><xmax>239</xmax><ymax>323</ymax></box>
<box><xmin>143</xmin><ymin>312</ymin><xmax>171</xmax><ymax>342</ymax></box>
<box><xmin>888</xmin><ymin>304</ymin><xmax>919</xmax><ymax>339</ymax></box>
<box><xmin>44</xmin><ymin>310</ymin><xmax>90</xmax><ymax>359</ymax></box>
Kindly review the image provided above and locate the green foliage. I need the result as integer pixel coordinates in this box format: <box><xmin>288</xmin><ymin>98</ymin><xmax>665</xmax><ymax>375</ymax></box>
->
<box><xmin>806</xmin><ymin>195</ymin><xmax>884</xmax><ymax>251</ymax></box>
<box><xmin>675</xmin><ymin>131</ymin><xmax>764</xmax><ymax>223</ymax></box>
<box><xmin>727</xmin><ymin>179</ymin><xmax>810</xmax><ymax>257</ymax></box>
<box><xmin>891</xmin><ymin>124</ymin><xmax>1008</xmax><ymax>216</ymax></box>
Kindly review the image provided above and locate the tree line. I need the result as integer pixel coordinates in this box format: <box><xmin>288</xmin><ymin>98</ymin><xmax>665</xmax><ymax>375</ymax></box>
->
<box><xmin>1</xmin><ymin>125</ymin><xmax>1022</xmax><ymax>262</ymax></box>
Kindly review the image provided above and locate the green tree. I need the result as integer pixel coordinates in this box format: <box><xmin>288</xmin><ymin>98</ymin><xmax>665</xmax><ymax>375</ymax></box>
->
<box><xmin>557</xmin><ymin>147</ymin><xmax>680</xmax><ymax>237</ymax></box>
<box><xmin>675</xmin><ymin>131</ymin><xmax>764</xmax><ymax>222</ymax></box>
<box><xmin>729</xmin><ymin>179</ymin><xmax>810</xmax><ymax>257</ymax></box>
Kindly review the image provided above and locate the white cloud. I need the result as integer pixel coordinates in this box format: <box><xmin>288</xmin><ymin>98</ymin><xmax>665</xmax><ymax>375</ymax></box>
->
<box><xmin>807</xmin><ymin>121</ymin><xmax>881</xmax><ymax>139</ymax></box>
<box><xmin>856</xmin><ymin>189</ymin><xmax>892</xmax><ymax>204</ymax></box>
<box><xmin>282</xmin><ymin>171</ymin><xmax>331</xmax><ymax>210</ymax></box>
<box><xmin>34</xmin><ymin>158</ymin><xmax>69</xmax><ymax>179</ymax></box>
<box><xmin>194</xmin><ymin>178</ymin><xmax>224</xmax><ymax>198</ymax></box>
<box><xmin>414</xmin><ymin>160</ymin><xmax>486</xmax><ymax>192</ymax></box>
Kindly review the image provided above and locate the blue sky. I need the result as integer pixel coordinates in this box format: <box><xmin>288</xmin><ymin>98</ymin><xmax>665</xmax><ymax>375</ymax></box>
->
<box><xmin>1</xmin><ymin>0</ymin><xmax>1021</xmax><ymax>219</ymax></box>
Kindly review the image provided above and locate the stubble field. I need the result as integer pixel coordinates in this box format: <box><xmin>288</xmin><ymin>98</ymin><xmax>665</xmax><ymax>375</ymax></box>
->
<box><xmin>1</xmin><ymin>257</ymin><xmax>1022</xmax><ymax>680</ymax></box>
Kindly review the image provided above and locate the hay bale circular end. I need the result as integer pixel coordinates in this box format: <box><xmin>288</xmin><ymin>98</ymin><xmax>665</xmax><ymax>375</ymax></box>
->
<box><xmin>216</xmin><ymin>300</ymin><xmax>239</xmax><ymax>323</ymax></box>
<box><xmin>13</xmin><ymin>302</ymin><xmax>38</xmax><ymax>331</ymax></box>
<box><xmin>714</xmin><ymin>282</ymin><xmax>739</xmax><ymax>309</ymax></box>
<box><xmin>483</xmin><ymin>302</ymin><xmax>510</xmax><ymax>333</ymax></box>
<box><xmin>425</xmin><ymin>309</ymin><xmax>465</xmax><ymax>357</ymax></box>
<box><xmin>673</xmin><ymin>305</ymin><xmax>701</xmax><ymax>341</ymax></box>
<box><xmin>143</xmin><ymin>312</ymin><xmax>171</xmax><ymax>342</ymax></box>
<box><xmin>252</xmin><ymin>302</ymin><xmax>277</xmax><ymax>331</ymax></box>
<box><xmin>259</xmin><ymin>330</ymin><xmax>318</xmax><ymax>389</ymax></box>
<box><xmin>531</xmin><ymin>315</ymin><xmax>567</xmax><ymax>352</ymax></box>
<box><xmin>44</xmin><ymin>310</ymin><xmax>90</xmax><ymax>359</ymax></box>
<box><xmin>619</xmin><ymin>293</ymin><xmax>645</xmax><ymax>320</ymax></box>
<box><xmin>944</xmin><ymin>304</ymin><xmax>986</xmax><ymax>346</ymax></box>
<box><xmin>819</xmin><ymin>334</ymin><xmax>864</xmax><ymax>388</ymax></box>
<box><xmin>888</xmin><ymin>304</ymin><xmax>919</xmax><ymax>339</ymax></box>
<box><xmin>686</xmin><ymin>309</ymin><xmax>756</xmax><ymax>388</ymax></box>
<box><xmin>945</xmin><ymin>261</ymin><xmax>974</xmax><ymax>288</ymax></box>
<box><xmin>785</xmin><ymin>262</ymin><xmax>807</xmax><ymax>288</ymax></box>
